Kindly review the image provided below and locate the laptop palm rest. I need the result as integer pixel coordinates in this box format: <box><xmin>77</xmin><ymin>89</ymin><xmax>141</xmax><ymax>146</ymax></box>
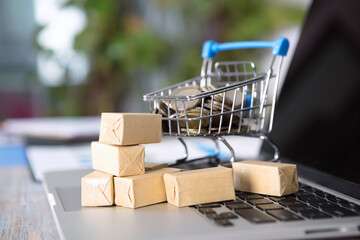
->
<box><xmin>56</xmin><ymin>187</ymin><xmax>82</xmax><ymax>212</ymax></box>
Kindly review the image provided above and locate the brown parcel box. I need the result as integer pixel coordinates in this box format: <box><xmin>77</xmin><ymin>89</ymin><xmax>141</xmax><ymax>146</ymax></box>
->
<box><xmin>81</xmin><ymin>171</ymin><xmax>114</xmax><ymax>206</ymax></box>
<box><xmin>92</xmin><ymin>141</ymin><xmax>145</xmax><ymax>177</ymax></box>
<box><xmin>99</xmin><ymin>113</ymin><xmax>162</xmax><ymax>146</ymax></box>
<box><xmin>114</xmin><ymin>168</ymin><xmax>180</xmax><ymax>209</ymax></box>
<box><xmin>232</xmin><ymin>160</ymin><xmax>299</xmax><ymax>197</ymax></box>
<box><xmin>163</xmin><ymin>167</ymin><xmax>236</xmax><ymax>207</ymax></box>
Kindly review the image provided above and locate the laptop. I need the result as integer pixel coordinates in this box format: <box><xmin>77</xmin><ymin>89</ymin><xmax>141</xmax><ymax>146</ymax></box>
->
<box><xmin>43</xmin><ymin>1</ymin><xmax>360</xmax><ymax>239</ymax></box>
<box><xmin>43</xmin><ymin>165</ymin><xmax>360</xmax><ymax>240</ymax></box>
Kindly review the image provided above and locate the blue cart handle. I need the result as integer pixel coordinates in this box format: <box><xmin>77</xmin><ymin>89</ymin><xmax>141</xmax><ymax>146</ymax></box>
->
<box><xmin>201</xmin><ymin>37</ymin><xmax>289</xmax><ymax>59</ymax></box>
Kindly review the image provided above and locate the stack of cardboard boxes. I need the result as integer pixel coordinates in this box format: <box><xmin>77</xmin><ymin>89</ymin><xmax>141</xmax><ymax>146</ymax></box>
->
<box><xmin>82</xmin><ymin>112</ymin><xmax>180</xmax><ymax>208</ymax></box>
<box><xmin>82</xmin><ymin>112</ymin><xmax>299</xmax><ymax>209</ymax></box>
<box><xmin>81</xmin><ymin>113</ymin><xmax>237</xmax><ymax>208</ymax></box>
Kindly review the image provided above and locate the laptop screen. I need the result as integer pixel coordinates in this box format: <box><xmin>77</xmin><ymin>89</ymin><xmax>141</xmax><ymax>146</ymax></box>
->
<box><xmin>269</xmin><ymin>0</ymin><xmax>360</xmax><ymax>185</ymax></box>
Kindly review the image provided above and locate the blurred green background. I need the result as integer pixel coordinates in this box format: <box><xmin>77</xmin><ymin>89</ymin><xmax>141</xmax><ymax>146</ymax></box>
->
<box><xmin>0</xmin><ymin>0</ymin><xmax>308</xmax><ymax>119</ymax></box>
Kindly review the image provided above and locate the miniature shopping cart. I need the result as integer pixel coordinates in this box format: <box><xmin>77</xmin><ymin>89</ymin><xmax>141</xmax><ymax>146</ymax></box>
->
<box><xmin>143</xmin><ymin>38</ymin><xmax>289</xmax><ymax>163</ymax></box>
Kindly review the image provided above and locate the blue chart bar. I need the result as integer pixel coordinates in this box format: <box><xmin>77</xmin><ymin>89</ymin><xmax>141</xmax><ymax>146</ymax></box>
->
<box><xmin>0</xmin><ymin>145</ymin><xmax>28</xmax><ymax>167</ymax></box>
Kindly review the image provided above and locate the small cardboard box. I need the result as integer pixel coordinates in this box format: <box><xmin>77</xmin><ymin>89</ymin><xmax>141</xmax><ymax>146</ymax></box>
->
<box><xmin>163</xmin><ymin>167</ymin><xmax>236</xmax><ymax>207</ymax></box>
<box><xmin>145</xmin><ymin>162</ymin><xmax>168</xmax><ymax>171</ymax></box>
<box><xmin>232</xmin><ymin>160</ymin><xmax>299</xmax><ymax>196</ymax></box>
<box><xmin>114</xmin><ymin>168</ymin><xmax>180</xmax><ymax>208</ymax></box>
<box><xmin>99</xmin><ymin>113</ymin><xmax>162</xmax><ymax>146</ymax></box>
<box><xmin>81</xmin><ymin>171</ymin><xmax>114</xmax><ymax>206</ymax></box>
<box><xmin>92</xmin><ymin>141</ymin><xmax>145</xmax><ymax>177</ymax></box>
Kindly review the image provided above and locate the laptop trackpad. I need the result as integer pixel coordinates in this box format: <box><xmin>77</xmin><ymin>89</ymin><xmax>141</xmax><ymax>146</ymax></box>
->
<box><xmin>56</xmin><ymin>186</ymin><xmax>82</xmax><ymax>211</ymax></box>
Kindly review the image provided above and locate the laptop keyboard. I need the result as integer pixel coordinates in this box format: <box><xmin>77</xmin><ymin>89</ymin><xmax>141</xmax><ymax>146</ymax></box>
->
<box><xmin>192</xmin><ymin>183</ymin><xmax>360</xmax><ymax>226</ymax></box>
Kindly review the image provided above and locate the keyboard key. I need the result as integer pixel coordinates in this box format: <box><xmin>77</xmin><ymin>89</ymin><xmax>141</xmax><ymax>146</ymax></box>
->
<box><xmin>309</xmin><ymin>201</ymin><xmax>338</xmax><ymax>209</ymax></box>
<box><xmin>214</xmin><ymin>219</ymin><xmax>233</xmax><ymax>226</ymax></box>
<box><xmin>279</xmin><ymin>199</ymin><xmax>305</xmax><ymax>207</ymax></box>
<box><xmin>323</xmin><ymin>207</ymin><xmax>359</xmax><ymax>217</ymax></box>
<box><xmin>199</xmin><ymin>208</ymin><xmax>216</xmax><ymax>215</ymax></box>
<box><xmin>298</xmin><ymin>196</ymin><xmax>326</xmax><ymax>202</ymax></box>
<box><xmin>197</xmin><ymin>203</ymin><xmax>222</xmax><ymax>208</ymax></box>
<box><xmin>337</xmin><ymin>200</ymin><xmax>359</xmax><ymax>209</ymax></box>
<box><xmin>226</xmin><ymin>203</ymin><xmax>252</xmax><ymax>210</ymax></box>
<box><xmin>219</xmin><ymin>212</ymin><xmax>238</xmax><ymax>219</ymax></box>
<box><xmin>289</xmin><ymin>205</ymin><xmax>317</xmax><ymax>213</ymax></box>
<box><xmin>325</xmin><ymin>196</ymin><xmax>338</xmax><ymax>203</ymax></box>
<box><xmin>301</xmin><ymin>211</ymin><xmax>332</xmax><ymax>219</ymax></box>
<box><xmin>269</xmin><ymin>195</ymin><xmax>295</xmax><ymax>202</ymax></box>
<box><xmin>235</xmin><ymin>209</ymin><xmax>276</xmax><ymax>224</ymax></box>
<box><xmin>351</xmin><ymin>206</ymin><xmax>360</xmax><ymax>213</ymax></box>
<box><xmin>337</xmin><ymin>199</ymin><xmax>350</xmax><ymax>206</ymax></box>
<box><xmin>315</xmin><ymin>193</ymin><xmax>326</xmax><ymax>198</ymax></box>
<box><xmin>238</xmin><ymin>193</ymin><xmax>264</xmax><ymax>200</ymax></box>
<box><xmin>269</xmin><ymin>196</ymin><xmax>283</xmax><ymax>201</ymax></box>
<box><xmin>313</xmin><ymin>190</ymin><xmax>326</xmax><ymax>197</ymax></box>
<box><xmin>295</xmin><ymin>191</ymin><xmax>312</xmax><ymax>195</ymax></box>
<box><xmin>349</xmin><ymin>202</ymin><xmax>360</xmax><ymax>208</ymax></box>
<box><xmin>294</xmin><ymin>192</ymin><xmax>314</xmax><ymax>197</ymax></box>
<box><xmin>301</xmin><ymin>186</ymin><xmax>314</xmax><ymax>192</ymax></box>
<box><xmin>267</xmin><ymin>209</ymin><xmax>304</xmax><ymax>221</ymax></box>
<box><xmin>312</xmin><ymin>189</ymin><xmax>324</xmax><ymax>194</ymax></box>
<box><xmin>257</xmin><ymin>203</ymin><xmax>283</xmax><ymax>210</ymax></box>
<box><xmin>247</xmin><ymin>199</ymin><xmax>273</xmax><ymax>205</ymax></box>
<box><xmin>324</xmin><ymin>193</ymin><xmax>337</xmax><ymax>199</ymax></box>
<box><xmin>223</xmin><ymin>199</ymin><xmax>244</xmax><ymax>205</ymax></box>
<box><xmin>283</xmin><ymin>195</ymin><xmax>296</xmax><ymax>199</ymax></box>
<box><xmin>206</xmin><ymin>213</ymin><xmax>223</xmax><ymax>220</ymax></box>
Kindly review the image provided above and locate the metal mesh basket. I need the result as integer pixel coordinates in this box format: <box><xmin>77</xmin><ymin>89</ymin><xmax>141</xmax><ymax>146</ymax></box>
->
<box><xmin>144</xmin><ymin>38</ymin><xmax>289</xmax><ymax>163</ymax></box>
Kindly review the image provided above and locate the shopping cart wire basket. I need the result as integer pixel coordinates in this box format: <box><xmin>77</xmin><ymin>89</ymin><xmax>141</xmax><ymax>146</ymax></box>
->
<box><xmin>143</xmin><ymin>37</ymin><xmax>289</xmax><ymax>164</ymax></box>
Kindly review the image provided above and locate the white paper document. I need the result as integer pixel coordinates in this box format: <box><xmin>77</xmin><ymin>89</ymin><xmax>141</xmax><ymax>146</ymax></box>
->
<box><xmin>26</xmin><ymin>144</ymin><xmax>92</xmax><ymax>181</ymax></box>
<box><xmin>26</xmin><ymin>136</ymin><xmax>262</xmax><ymax>181</ymax></box>
<box><xmin>3</xmin><ymin>117</ymin><xmax>100</xmax><ymax>140</ymax></box>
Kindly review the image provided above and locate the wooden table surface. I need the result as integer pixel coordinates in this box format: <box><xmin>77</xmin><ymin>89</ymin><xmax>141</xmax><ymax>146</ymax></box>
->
<box><xmin>0</xmin><ymin>166</ymin><xmax>59</xmax><ymax>240</ymax></box>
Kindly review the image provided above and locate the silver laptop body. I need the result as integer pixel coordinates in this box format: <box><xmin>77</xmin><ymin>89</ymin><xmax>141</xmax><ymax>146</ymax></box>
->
<box><xmin>43</xmin><ymin>163</ymin><xmax>360</xmax><ymax>240</ymax></box>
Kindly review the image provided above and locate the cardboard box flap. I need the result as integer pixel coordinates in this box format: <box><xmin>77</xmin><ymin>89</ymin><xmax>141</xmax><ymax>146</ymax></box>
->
<box><xmin>98</xmin><ymin>178</ymin><xmax>113</xmax><ymax>205</ymax></box>
<box><xmin>82</xmin><ymin>171</ymin><xmax>114</xmax><ymax>206</ymax></box>
<box><xmin>279</xmin><ymin>166</ymin><xmax>298</xmax><ymax>196</ymax></box>
<box><xmin>111</xmin><ymin>115</ymin><xmax>123</xmax><ymax>143</ymax></box>
<box><xmin>101</xmin><ymin>114</ymin><xmax>124</xmax><ymax>144</ymax></box>
<box><xmin>165</xmin><ymin>177</ymin><xmax>179</xmax><ymax>206</ymax></box>
<box><xmin>118</xmin><ymin>147</ymin><xmax>145</xmax><ymax>176</ymax></box>
<box><xmin>84</xmin><ymin>179</ymin><xmax>111</xmax><ymax>204</ymax></box>
<box><xmin>122</xmin><ymin>179</ymin><xmax>134</xmax><ymax>205</ymax></box>
<box><xmin>92</xmin><ymin>141</ymin><xmax>145</xmax><ymax>177</ymax></box>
